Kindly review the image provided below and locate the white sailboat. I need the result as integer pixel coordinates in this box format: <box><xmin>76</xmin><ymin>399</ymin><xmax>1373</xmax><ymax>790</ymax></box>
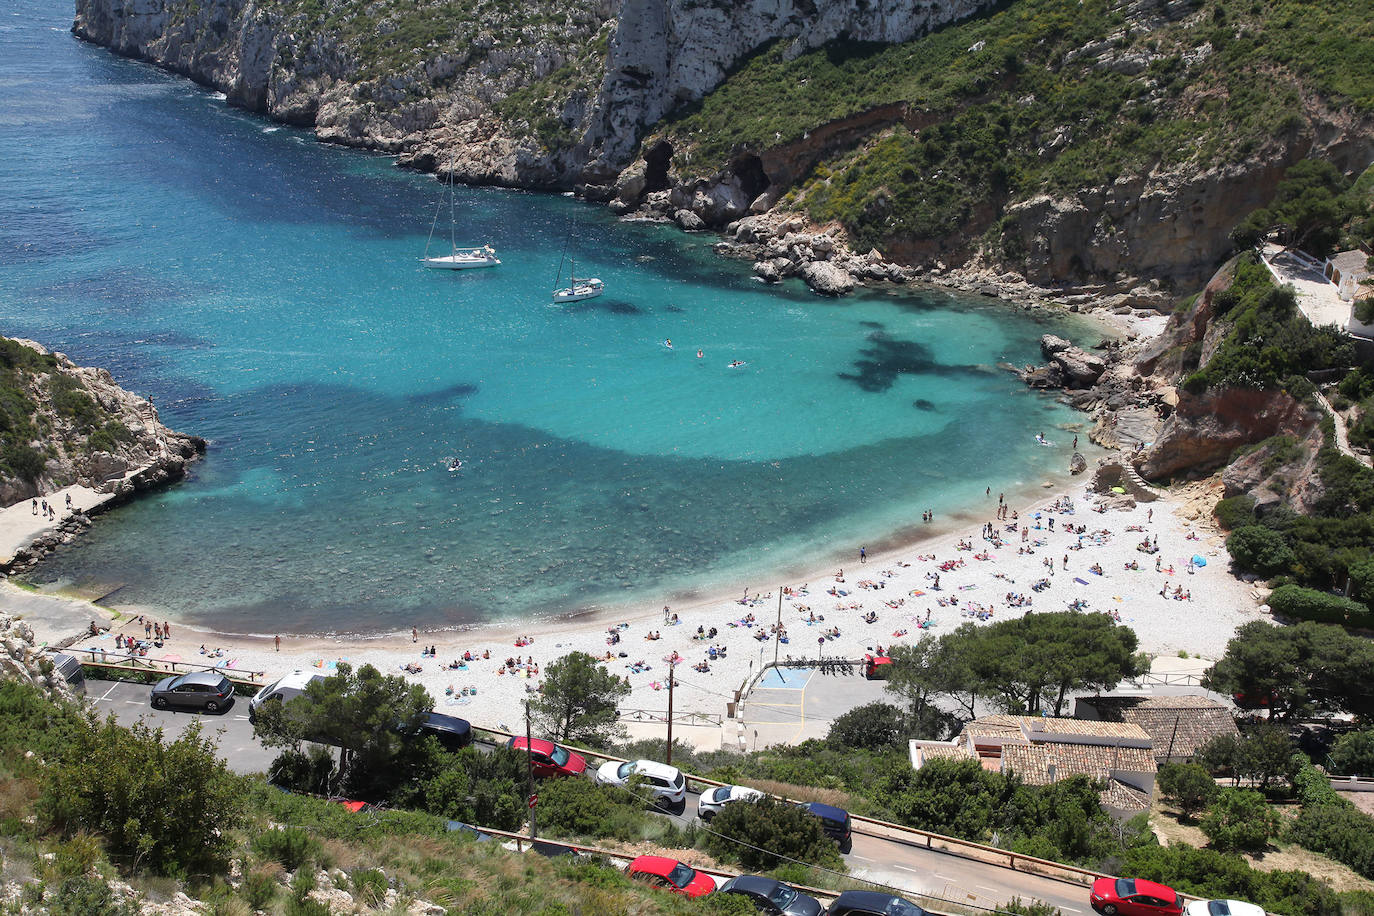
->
<box><xmin>422</xmin><ymin>154</ymin><xmax>499</xmax><ymax>270</ymax></box>
<box><xmin>552</xmin><ymin>258</ymin><xmax>604</xmax><ymax>302</ymax></box>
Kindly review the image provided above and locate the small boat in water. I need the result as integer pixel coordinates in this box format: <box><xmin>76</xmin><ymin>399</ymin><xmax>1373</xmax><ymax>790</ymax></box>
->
<box><xmin>424</xmin><ymin>245</ymin><xmax>500</xmax><ymax>270</ymax></box>
<box><xmin>552</xmin><ymin>258</ymin><xmax>603</xmax><ymax>303</ymax></box>
<box><xmin>422</xmin><ymin>152</ymin><xmax>499</xmax><ymax>270</ymax></box>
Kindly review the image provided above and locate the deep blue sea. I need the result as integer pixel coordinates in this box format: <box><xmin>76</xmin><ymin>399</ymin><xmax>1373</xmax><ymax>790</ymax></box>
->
<box><xmin>0</xmin><ymin>1</ymin><xmax>1101</xmax><ymax>635</ymax></box>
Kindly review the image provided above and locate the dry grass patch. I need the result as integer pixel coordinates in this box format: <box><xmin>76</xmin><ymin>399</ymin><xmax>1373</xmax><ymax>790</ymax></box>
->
<box><xmin>744</xmin><ymin>778</ymin><xmax>860</xmax><ymax>810</ymax></box>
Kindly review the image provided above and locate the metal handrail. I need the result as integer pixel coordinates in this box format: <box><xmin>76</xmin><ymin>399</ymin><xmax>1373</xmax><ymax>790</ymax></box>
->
<box><xmin>54</xmin><ymin>646</ymin><xmax>265</xmax><ymax>685</ymax></box>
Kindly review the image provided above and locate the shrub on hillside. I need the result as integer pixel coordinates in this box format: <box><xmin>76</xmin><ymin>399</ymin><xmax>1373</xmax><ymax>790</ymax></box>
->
<box><xmin>534</xmin><ymin>775</ymin><xmax>652</xmax><ymax>841</ymax></box>
<box><xmin>703</xmin><ymin>795</ymin><xmax>845</xmax><ymax>872</ymax></box>
<box><xmin>38</xmin><ymin>717</ymin><xmax>244</xmax><ymax>876</ymax></box>
<box><xmin>251</xmin><ymin>827</ymin><xmax>321</xmax><ymax>872</ymax></box>
<box><xmin>1266</xmin><ymin>583</ymin><xmax>1370</xmax><ymax>626</ymax></box>
<box><xmin>1156</xmin><ymin>762</ymin><xmax>1219</xmax><ymax>818</ymax></box>
<box><xmin>1289</xmin><ymin>803</ymin><xmax>1374</xmax><ymax>879</ymax></box>
<box><xmin>1213</xmin><ymin>495</ymin><xmax>1256</xmax><ymax>530</ymax></box>
<box><xmin>1227</xmin><ymin>526</ymin><xmax>1296</xmax><ymax>577</ymax></box>
<box><xmin>827</xmin><ymin>701</ymin><xmax>908</xmax><ymax>750</ymax></box>
<box><xmin>1200</xmin><ymin>788</ymin><xmax>1280</xmax><ymax>852</ymax></box>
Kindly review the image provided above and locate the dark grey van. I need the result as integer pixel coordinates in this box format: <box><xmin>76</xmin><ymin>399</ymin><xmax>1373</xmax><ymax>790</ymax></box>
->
<box><xmin>49</xmin><ymin>652</ymin><xmax>86</xmax><ymax>695</ymax></box>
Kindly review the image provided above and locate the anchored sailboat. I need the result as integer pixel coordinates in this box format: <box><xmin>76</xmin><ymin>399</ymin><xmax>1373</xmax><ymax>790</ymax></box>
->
<box><xmin>422</xmin><ymin>154</ymin><xmax>499</xmax><ymax>270</ymax></box>
<box><xmin>552</xmin><ymin>258</ymin><xmax>604</xmax><ymax>303</ymax></box>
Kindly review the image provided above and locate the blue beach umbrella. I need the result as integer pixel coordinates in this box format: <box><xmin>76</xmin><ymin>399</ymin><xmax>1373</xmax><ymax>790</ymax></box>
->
<box><xmin>1192</xmin><ymin>555</ymin><xmax>1206</xmax><ymax>567</ymax></box>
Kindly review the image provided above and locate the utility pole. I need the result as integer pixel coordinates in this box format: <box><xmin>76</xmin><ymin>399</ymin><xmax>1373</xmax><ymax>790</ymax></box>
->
<box><xmin>665</xmin><ymin>661</ymin><xmax>676</xmax><ymax>765</ymax></box>
<box><xmin>774</xmin><ymin>585</ymin><xmax>783</xmax><ymax>667</ymax></box>
<box><xmin>524</xmin><ymin>700</ymin><xmax>537</xmax><ymax>839</ymax></box>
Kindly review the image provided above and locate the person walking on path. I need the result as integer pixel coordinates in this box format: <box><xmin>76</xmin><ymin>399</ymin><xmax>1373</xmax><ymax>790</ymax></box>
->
<box><xmin>274</xmin><ymin>634</ymin><xmax>281</xmax><ymax>652</ymax></box>
<box><xmin>859</xmin><ymin>546</ymin><xmax>867</xmax><ymax>564</ymax></box>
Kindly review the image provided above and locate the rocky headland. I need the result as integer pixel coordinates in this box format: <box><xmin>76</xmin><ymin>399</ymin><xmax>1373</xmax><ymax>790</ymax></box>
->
<box><xmin>0</xmin><ymin>338</ymin><xmax>205</xmax><ymax>571</ymax></box>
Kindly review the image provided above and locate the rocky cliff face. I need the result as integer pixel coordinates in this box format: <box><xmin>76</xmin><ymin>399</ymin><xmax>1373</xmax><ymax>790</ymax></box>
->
<box><xmin>581</xmin><ymin>0</ymin><xmax>996</xmax><ymax>181</ymax></box>
<box><xmin>0</xmin><ymin>338</ymin><xmax>205</xmax><ymax>507</ymax></box>
<box><xmin>72</xmin><ymin>0</ymin><xmax>1374</xmax><ymax>298</ymax></box>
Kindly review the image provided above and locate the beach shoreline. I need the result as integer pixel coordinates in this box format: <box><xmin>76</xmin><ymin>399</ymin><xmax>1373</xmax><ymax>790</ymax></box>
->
<box><xmin>24</xmin><ymin>470</ymin><xmax>1265</xmax><ymax>731</ymax></box>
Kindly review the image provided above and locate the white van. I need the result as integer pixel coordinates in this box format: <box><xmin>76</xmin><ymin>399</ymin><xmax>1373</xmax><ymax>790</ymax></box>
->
<box><xmin>248</xmin><ymin>670</ymin><xmax>325</xmax><ymax>723</ymax></box>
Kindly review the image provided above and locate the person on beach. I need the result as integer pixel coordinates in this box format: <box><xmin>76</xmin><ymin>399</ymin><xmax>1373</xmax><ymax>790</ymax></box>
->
<box><xmin>274</xmin><ymin>634</ymin><xmax>281</xmax><ymax>652</ymax></box>
<box><xmin>412</xmin><ymin>626</ymin><xmax>418</xmax><ymax>643</ymax></box>
<box><xmin>32</xmin><ymin>499</ymin><xmax>37</xmax><ymax>515</ymax></box>
<box><xmin>163</xmin><ymin>621</ymin><xmax>171</xmax><ymax>639</ymax></box>
<box><xmin>860</xmin><ymin>546</ymin><xmax>867</xmax><ymax>564</ymax></box>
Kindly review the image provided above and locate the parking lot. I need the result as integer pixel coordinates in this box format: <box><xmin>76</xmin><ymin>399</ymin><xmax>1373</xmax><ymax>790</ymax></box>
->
<box><xmin>86</xmin><ymin>679</ymin><xmax>278</xmax><ymax>774</ymax></box>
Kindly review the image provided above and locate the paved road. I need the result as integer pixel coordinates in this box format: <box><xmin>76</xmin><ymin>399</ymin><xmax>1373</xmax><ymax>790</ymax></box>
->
<box><xmin>85</xmin><ymin>678</ymin><xmax>1090</xmax><ymax>912</ymax></box>
<box><xmin>86</xmin><ymin>679</ymin><xmax>277</xmax><ymax>774</ymax></box>
<box><xmin>669</xmin><ymin>787</ymin><xmax>1089</xmax><ymax>914</ymax></box>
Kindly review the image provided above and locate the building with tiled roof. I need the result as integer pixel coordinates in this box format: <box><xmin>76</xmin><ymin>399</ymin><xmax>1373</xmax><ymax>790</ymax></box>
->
<box><xmin>908</xmin><ymin>713</ymin><xmax>1159</xmax><ymax>817</ymax></box>
<box><xmin>1074</xmin><ymin>694</ymin><xmax>1239</xmax><ymax>763</ymax></box>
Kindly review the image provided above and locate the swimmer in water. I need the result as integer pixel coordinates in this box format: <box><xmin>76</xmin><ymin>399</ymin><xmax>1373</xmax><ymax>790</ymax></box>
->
<box><xmin>664</xmin><ymin>339</ymin><xmax>672</xmax><ymax>349</ymax></box>
<box><xmin>697</xmin><ymin>348</ymin><xmax>703</xmax><ymax>358</ymax></box>
<box><xmin>449</xmin><ymin>459</ymin><xmax>463</xmax><ymax>471</ymax></box>
<box><xmin>728</xmin><ymin>360</ymin><xmax>745</xmax><ymax>368</ymax></box>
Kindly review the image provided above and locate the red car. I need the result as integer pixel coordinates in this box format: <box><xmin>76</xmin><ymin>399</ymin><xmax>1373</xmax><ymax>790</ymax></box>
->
<box><xmin>506</xmin><ymin>736</ymin><xmax>588</xmax><ymax>778</ymax></box>
<box><xmin>1091</xmin><ymin>878</ymin><xmax>1182</xmax><ymax>916</ymax></box>
<box><xmin>624</xmin><ymin>855</ymin><xmax>715</xmax><ymax>898</ymax></box>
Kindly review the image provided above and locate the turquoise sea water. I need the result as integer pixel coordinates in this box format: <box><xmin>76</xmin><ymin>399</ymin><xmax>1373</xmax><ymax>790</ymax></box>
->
<box><xmin>0</xmin><ymin>2</ymin><xmax>1101</xmax><ymax>635</ymax></box>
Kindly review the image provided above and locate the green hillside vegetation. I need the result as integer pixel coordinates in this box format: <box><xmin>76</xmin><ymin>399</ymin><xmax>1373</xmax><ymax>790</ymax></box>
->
<box><xmin>651</xmin><ymin>0</ymin><xmax>1374</xmax><ymax>251</ymax></box>
<box><xmin>0</xmin><ymin>338</ymin><xmax>141</xmax><ymax>483</ymax></box>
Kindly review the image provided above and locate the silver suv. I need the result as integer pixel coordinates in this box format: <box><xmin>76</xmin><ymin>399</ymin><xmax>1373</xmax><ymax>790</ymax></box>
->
<box><xmin>150</xmin><ymin>671</ymin><xmax>235</xmax><ymax>712</ymax></box>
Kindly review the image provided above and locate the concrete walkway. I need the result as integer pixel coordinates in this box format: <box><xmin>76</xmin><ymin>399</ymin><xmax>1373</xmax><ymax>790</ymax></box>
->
<box><xmin>0</xmin><ymin>484</ymin><xmax>114</xmax><ymax>567</ymax></box>
<box><xmin>1261</xmin><ymin>243</ymin><xmax>1352</xmax><ymax>330</ymax></box>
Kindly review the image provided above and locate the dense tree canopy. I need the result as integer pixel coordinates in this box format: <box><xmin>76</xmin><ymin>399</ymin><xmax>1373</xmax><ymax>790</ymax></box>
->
<box><xmin>887</xmin><ymin>612</ymin><xmax>1145</xmax><ymax>720</ymax></box>
<box><xmin>1204</xmin><ymin>620</ymin><xmax>1374</xmax><ymax>720</ymax></box>
<box><xmin>1328</xmin><ymin>729</ymin><xmax>1374</xmax><ymax>777</ymax></box>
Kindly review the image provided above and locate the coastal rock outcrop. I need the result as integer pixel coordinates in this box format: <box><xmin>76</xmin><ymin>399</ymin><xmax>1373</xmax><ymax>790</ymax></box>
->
<box><xmin>1018</xmin><ymin>335</ymin><xmax>1109</xmax><ymax>390</ymax></box>
<box><xmin>0</xmin><ymin>614</ymin><xmax>78</xmax><ymax>702</ymax></box>
<box><xmin>1139</xmin><ymin>387</ymin><xmax>1317</xmax><ymax>480</ymax></box>
<box><xmin>0</xmin><ymin>338</ymin><xmax>206</xmax><ymax>507</ymax></box>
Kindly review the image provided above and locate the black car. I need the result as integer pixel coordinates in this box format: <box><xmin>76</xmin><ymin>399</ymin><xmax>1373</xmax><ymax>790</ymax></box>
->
<box><xmin>149</xmin><ymin>671</ymin><xmax>235</xmax><ymax>712</ymax></box>
<box><xmin>801</xmin><ymin>802</ymin><xmax>853</xmax><ymax>852</ymax></box>
<box><xmin>414</xmin><ymin>712</ymin><xmax>473</xmax><ymax>751</ymax></box>
<box><xmin>826</xmin><ymin>890</ymin><xmax>927</xmax><ymax>916</ymax></box>
<box><xmin>718</xmin><ymin>875</ymin><xmax>822</xmax><ymax>916</ymax></box>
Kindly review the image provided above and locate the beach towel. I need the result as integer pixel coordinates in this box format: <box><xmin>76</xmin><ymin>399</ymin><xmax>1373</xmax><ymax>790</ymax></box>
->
<box><xmin>909</xmin><ymin>589</ymin><xmax>926</xmax><ymax>597</ymax></box>
<box><xmin>1074</xmin><ymin>577</ymin><xmax>1089</xmax><ymax>585</ymax></box>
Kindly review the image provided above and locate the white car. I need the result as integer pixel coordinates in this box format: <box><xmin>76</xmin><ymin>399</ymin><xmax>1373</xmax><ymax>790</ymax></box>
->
<box><xmin>1184</xmin><ymin>901</ymin><xmax>1266</xmax><ymax>916</ymax></box>
<box><xmin>593</xmin><ymin>759</ymin><xmax>687</xmax><ymax>808</ymax></box>
<box><xmin>697</xmin><ymin>784</ymin><xmax>765</xmax><ymax>820</ymax></box>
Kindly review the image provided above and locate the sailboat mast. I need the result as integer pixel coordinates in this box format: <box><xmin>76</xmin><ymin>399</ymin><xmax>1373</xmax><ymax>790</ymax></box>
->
<box><xmin>447</xmin><ymin>153</ymin><xmax>457</xmax><ymax>256</ymax></box>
